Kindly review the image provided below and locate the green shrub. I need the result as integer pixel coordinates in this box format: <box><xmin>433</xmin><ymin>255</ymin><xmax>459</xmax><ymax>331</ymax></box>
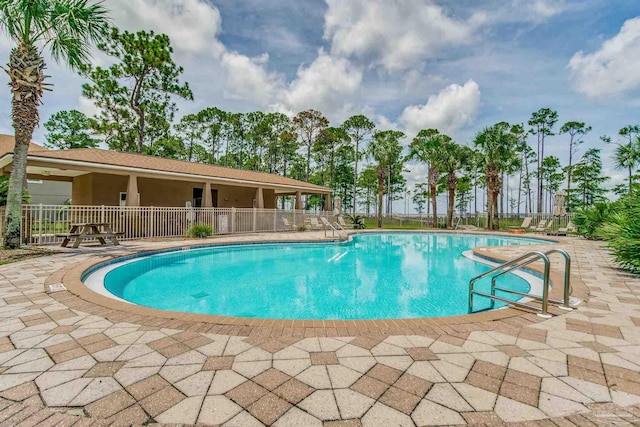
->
<box><xmin>297</xmin><ymin>224</ymin><xmax>308</xmax><ymax>232</ymax></box>
<box><xmin>604</xmin><ymin>193</ymin><xmax>640</xmax><ymax>273</ymax></box>
<box><xmin>345</xmin><ymin>214</ymin><xmax>366</xmax><ymax>229</ymax></box>
<box><xmin>186</xmin><ymin>223</ymin><xmax>213</xmax><ymax>238</ymax></box>
<box><xmin>574</xmin><ymin>193</ymin><xmax>640</xmax><ymax>273</ymax></box>
<box><xmin>572</xmin><ymin>202</ymin><xmax>611</xmax><ymax>240</ymax></box>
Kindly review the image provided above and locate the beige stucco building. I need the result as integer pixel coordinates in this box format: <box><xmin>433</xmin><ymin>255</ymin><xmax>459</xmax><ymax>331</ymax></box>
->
<box><xmin>0</xmin><ymin>135</ymin><xmax>331</xmax><ymax>209</ymax></box>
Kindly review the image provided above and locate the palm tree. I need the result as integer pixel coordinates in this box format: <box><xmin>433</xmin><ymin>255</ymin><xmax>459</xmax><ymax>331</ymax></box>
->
<box><xmin>439</xmin><ymin>141</ymin><xmax>471</xmax><ymax>228</ymax></box>
<box><xmin>473</xmin><ymin>122</ymin><xmax>515</xmax><ymax>230</ymax></box>
<box><xmin>409</xmin><ymin>129</ymin><xmax>449</xmax><ymax>228</ymax></box>
<box><xmin>368</xmin><ymin>130</ymin><xmax>404</xmax><ymax>228</ymax></box>
<box><xmin>614</xmin><ymin>139</ymin><xmax>640</xmax><ymax>193</ymax></box>
<box><xmin>1</xmin><ymin>0</ymin><xmax>109</xmax><ymax>248</ymax></box>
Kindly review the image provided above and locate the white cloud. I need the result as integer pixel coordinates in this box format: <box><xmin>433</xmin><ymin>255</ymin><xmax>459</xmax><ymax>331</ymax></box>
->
<box><xmin>462</xmin><ymin>0</ymin><xmax>565</xmax><ymax>28</ymax></box>
<box><xmin>528</xmin><ymin>0</ymin><xmax>564</xmax><ymax>19</ymax></box>
<box><xmin>569</xmin><ymin>17</ymin><xmax>640</xmax><ymax>98</ymax></box>
<box><xmin>220</xmin><ymin>52</ymin><xmax>285</xmax><ymax>105</ymax></box>
<box><xmin>399</xmin><ymin>80</ymin><xmax>481</xmax><ymax>136</ymax></box>
<box><xmin>108</xmin><ymin>0</ymin><xmax>224</xmax><ymax>56</ymax></box>
<box><xmin>323</xmin><ymin>0</ymin><xmax>476</xmax><ymax>72</ymax></box>
<box><xmin>77</xmin><ymin>96</ymin><xmax>101</xmax><ymax>118</ymax></box>
<box><xmin>282</xmin><ymin>50</ymin><xmax>363</xmax><ymax>114</ymax></box>
<box><xmin>492</xmin><ymin>0</ymin><xmax>566</xmax><ymax>24</ymax></box>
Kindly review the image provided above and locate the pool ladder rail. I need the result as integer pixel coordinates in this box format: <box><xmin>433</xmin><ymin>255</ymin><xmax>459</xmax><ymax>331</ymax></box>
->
<box><xmin>468</xmin><ymin>248</ymin><xmax>573</xmax><ymax>318</ymax></box>
<box><xmin>320</xmin><ymin>217</ymin><xmax>348</xmax><ymax>241</ymax></box>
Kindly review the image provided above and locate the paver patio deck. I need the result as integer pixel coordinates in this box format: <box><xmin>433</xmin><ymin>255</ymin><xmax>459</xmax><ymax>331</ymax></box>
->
<box><xmin>0</xmin><ymin>231</ymin><xmax>639</xmax><ymax>426</ymax></box>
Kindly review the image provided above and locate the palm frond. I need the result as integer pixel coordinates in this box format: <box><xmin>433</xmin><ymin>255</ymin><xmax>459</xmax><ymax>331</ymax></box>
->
<box><xmin>50</xmin><ymin>29</ymin><xmax>89</xmax><ymax>69</ymax></box>
<box><xmin>2</xmin><ymin>0</ymin><xmax>109</xmax><ymax>69</ymax></box>
<box><xmin>0</xmin><ymin>0</ymin><xmax>26</xmax><ymax>43</ymax></box>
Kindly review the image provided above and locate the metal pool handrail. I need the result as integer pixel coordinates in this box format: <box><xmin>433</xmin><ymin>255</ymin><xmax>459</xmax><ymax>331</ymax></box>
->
<box><xmin>468</xmin><ymin>251</ymin><xmax>552</xmax><ymax>317</ymax></box>
<box><xmin>489</xmin><ymin>248</ymin><xmax>572</xmax><ymax>310</ymax></box>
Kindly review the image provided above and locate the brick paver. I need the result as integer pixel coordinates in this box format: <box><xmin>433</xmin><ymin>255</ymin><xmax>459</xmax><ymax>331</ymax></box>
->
<box><xmin>0</xmin><ymin>232</ymin><xmax>638</xmax><ymax>425</ymax></box>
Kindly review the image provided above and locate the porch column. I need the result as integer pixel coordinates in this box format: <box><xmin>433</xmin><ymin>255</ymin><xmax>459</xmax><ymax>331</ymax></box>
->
<box><xmin>255</xmin><ymin>187</ymin><xmax>264</xmax><ymax>208</ymax></box>
<box><xmin>324</xmin><ymin>193</ymin><xmax>332</xmax><ymax>212</ymax></box>
<box><xmin>202</xmin><ymin>182</ymin><xmax>213</xmax><ymax>207</ymax></box>
<box><xmin>295</xmin><ymin>191</ymin><xmax>303</xmax><ymax>210</ymax></box>
<box><xmin>126</xmin><ymin>174</ymin><xmax>139</xmax><ymax>206</ymax></box>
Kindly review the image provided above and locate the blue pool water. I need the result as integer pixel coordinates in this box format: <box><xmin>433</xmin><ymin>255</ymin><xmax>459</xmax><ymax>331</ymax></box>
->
<box><xmin>98</xmin><ymin>233</ymin><xmax>545</xmax><ymax>320</ymax></box>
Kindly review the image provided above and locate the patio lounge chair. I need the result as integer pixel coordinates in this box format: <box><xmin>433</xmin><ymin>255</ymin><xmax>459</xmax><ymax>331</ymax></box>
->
<box><xmin>337</xmin><ymin>216</ymin><xmax>356</xmax><ymax>229</ymax></box>
<box><xmin>532</xmin><ymin>219</ymin><xmax>551</xmax><ymax>233</ymax></box>
<box><xmin>308</xmin><ymin>217</ymin><xmax>323</xmax><ymax>230</ymax></box>
<box><xmin>508</xmin><ymin>217</ymin><xmax>532</xmax><ymax>231</ymax></box>
<box><xmin>556</xmin><ymin>221</ymin><xmax>576</xmax><ymax>236</ymax></box>
<box><xmin>281</xmin><ymin>217</ymin><xmax>295</xmax><ymax>230</ymax></box>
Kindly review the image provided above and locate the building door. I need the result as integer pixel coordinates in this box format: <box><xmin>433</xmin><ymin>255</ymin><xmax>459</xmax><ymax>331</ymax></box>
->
<box><xmin>211</xmin><ymin>189</ymin><xmax>218</xmax><ymax>207</ymax></box>
<box><xmin>192</xmin><ymin>188</ymin><xmax>203</xmax><ymax>208</ymax></box>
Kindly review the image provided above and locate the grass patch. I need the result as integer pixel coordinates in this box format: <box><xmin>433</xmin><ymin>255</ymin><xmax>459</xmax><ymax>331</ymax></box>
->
<box><xmin>0</xmin><ymin>248</ymin><xmax>57</xmax><ymax>265</ymax></box>
<box><xmin>362</xmin><ymin>218</ymin><xmax>441</xmax><ymax>229</ymax></box>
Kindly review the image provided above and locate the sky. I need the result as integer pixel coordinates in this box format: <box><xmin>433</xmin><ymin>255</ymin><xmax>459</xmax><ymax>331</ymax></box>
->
<box><xmin>0</xmin><ymin>0</ymin><xmax>639</xmax><ymax>212</ymax></box>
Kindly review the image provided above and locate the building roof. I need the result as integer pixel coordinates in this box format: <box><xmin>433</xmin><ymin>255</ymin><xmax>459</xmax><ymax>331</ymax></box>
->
<box><xmin>0</xmin><ymin>135</ymin><xmax>330</xmax><ymax>193</ymax></box>
<box><xmin>0</xmin><ymin>134</ymin><xmax>47</xmax><ymax>154</ymax></box>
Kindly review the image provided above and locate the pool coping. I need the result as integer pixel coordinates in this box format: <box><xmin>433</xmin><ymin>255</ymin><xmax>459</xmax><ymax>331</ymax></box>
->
<box><xmin>47</xmin><ymin>230</ymin><xmax>589</xmax><ymax>336</ymax></box>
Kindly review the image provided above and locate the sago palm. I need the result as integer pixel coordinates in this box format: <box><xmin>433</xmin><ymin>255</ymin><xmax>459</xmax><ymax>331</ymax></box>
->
<box><xmin>0</xmin><ymin>0</ymin><xmax>109</xmax><ymax>248</ymax></box>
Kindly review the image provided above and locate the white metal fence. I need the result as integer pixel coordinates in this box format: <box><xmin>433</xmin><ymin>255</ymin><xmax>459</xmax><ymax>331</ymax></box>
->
<box><xmin>371</xmin><ymin>212</ymin><xmax>575</xmax><ymax>230</ymax></box>
<box><xmin>0</xmin><ymin>205</ymin><xmax>577</xmax><ymax>246</ymax></box>
<box><xmin>1</xmin><ymin>204</ymin><xmax>336</xmax><ymax>246</ymax></box>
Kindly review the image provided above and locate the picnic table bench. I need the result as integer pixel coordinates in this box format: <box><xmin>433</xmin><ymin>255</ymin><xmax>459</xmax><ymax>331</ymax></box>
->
<box><xmin>57</xmin><ymin>223</ymin><xmax>122</xmax><ymax>248</ymax></box>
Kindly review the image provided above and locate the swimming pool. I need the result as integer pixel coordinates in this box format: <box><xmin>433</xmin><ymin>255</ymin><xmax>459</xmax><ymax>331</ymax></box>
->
<box><xmin>84</xmin><ymin>232</ymin><xmax>548</xmax><ymax>320</ymax></box>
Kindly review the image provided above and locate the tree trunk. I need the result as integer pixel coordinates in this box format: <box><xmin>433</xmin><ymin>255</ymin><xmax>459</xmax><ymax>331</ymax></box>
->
<box><xmin>493</xmin><ymin>177</ymin><xmax>500</xmax><ymax>230</ymax></box>
<box><xmin>486</xmin><ymin>182</ymin><xmax>493</xmax><ymax>230</ymax></box>
<box><xmin>500</xmin><ymin>172</ymin><xmax>504</xmax><ymax>219</ymax></box>
<box><xmin>517</xmin><ymin>162</ymin><xmax>523</xmax><ymax>217</ymax></box>
<box><xmin>5</xmin><ymin>45</ymin><xmax>45</xmax><ymax>249</ymax></box>
<box><xmin>5</xmin><ymin>137</ymin><xmax>29</xmax><ymax>248</ymax></box>
<box><xmin>429</xmin><ymin>164</ymin><xmax>438</xmax><ymax>228</ymax></box>
<box><xmin>129</xmin><ymin>69</ymin><xmax>148</xmax><ymax>154</ymax></box>
<box><xmin>447</xmin><ymin>187</ymin><xmax>455</xmax><ymax>229</ymax></box>
<box><xmin>567</xmin><ymin>135</ymin><xmax>573</xmax><ymax>207</ymax></box>
<box><xmin>377</xmin><ymin>167</ymin><xmax>384</xmax><ymax>228</ymax></box>
<box><xmin>387</xmin><ymin>165</ymin><xmax>392</xmax><ymax>217</ymax></box>
<box><xmin>474</xmin><ymin>180</ymin><xmax>477</xmax><ymax>214</ymax></box>
<box><xmin>353</xmin><ymin>137</ymin><xmax>359</xmax><ymax>216</ymax></box>
<box><xmin>486</xmin><ymin>164</ymin><xmax>499</xmax><ymax>230</ymax></box>
<box><xmin>306</xmin><ymin>145</ymin><xmax>311</xmax><ymax>182</ymax></box>
<box><xmin>446</xmin><ymin>172</ymin><xmax>456</xmax><ymax>228</ymax></box>
<box><xmin>537</xmin><ymin>133</ymin><xmax>545</xmax><ymax>213</ymax></box>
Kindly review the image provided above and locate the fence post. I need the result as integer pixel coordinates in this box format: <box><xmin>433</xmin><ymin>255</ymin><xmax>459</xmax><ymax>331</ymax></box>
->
<box><xmin>231</xmin><ymin>207</ymin><xmax>236</xmax><ymax>234</ymax></box>
<box><xmin>273</xmin><ymin>209</ymin><xmax>277</xmax><ymax>232</ymax></box>
<box><xmin>100</xmin><ymin>205</ymin><xmax>105</xmax><ymax>224</ymax></box>
<box><xmin>252</xmin><ymin>208</ymin><xmax>257</xmax><ymax>232</ymax></box>
<box><xmin>150</xmin><ymin>206</ymin><xmax>155</xmax><ymax>238</ymax></box>
<box><xmin>37</xmin><ymin>204</ymin><xmax>43</xmax><ymax>245</ymax></box>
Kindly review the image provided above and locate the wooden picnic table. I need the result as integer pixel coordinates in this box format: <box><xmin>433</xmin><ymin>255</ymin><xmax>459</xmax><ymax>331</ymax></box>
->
<box><xmin>58</xmin><ymin>223</ymin><xmax>121</xmax><ymax>248</ymax></box>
